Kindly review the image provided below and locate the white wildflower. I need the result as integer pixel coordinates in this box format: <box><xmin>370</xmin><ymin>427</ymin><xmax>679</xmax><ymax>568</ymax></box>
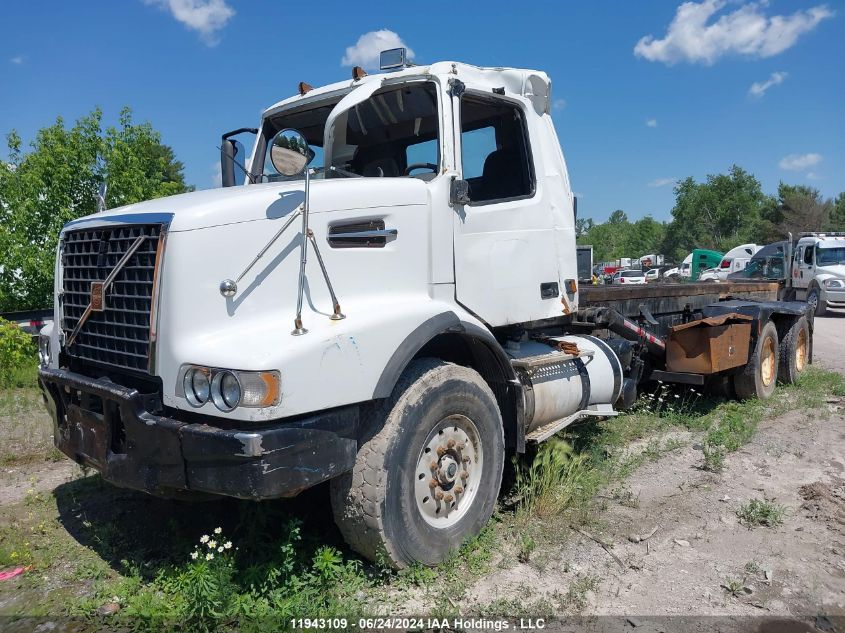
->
<box><xmin>200</xmin><ymin>535</ymin><xmax>209</xmax><ymax>544</ymax></box>
<box><xmin>190</xmin><ymin>551</ymin><xmax>199</xmax><ymax>560</ymax></box>
<box><xmin>217</xmin><ymin>546</ymin><xmax>224</xmax><ymax>553</ymax></box>
<box><xmin>208</xmin><ymin>540</ymin><xmax>217</xmax><ymax>549</ymax></box>
<box><xmin>206</xmin><ymin>553</ymin><xmax>214</xmax><ymax>561</ymax></box>
<box><xmin>214</xmin><ymin>527</ymin><xmax>222</xmax><ymax>535</ymax></box>
<box><xmin>223</xmin><ymin>541</ymin><xmax>232</xmax><ymax>549</ymax></box>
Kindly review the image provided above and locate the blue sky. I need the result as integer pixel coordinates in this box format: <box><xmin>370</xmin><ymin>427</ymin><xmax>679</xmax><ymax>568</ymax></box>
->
<box><xmin>1</xmin><ymin>0</ymin><xmax>842</xmax><ymax>222</ymax></box>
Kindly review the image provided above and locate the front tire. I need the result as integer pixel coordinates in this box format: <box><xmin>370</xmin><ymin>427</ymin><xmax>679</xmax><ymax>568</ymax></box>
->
<box><xmin>778</xmin><ymin>316</ymin><xmax>810</xmax><ymax>384</ymax></box>
<box><xmin>733</xmin><ymin>320</ymin><xmax>779</xmax><ymax>400</ymax></box>
<box><xmin>330</xmin><ymin>359</ymin><xmax>505</xmax><ymax>568</ymax></box>
<box><xmin>808</xmin><ymin>285</ymin><xmax>827</xmax><ymax>316</ymax></box>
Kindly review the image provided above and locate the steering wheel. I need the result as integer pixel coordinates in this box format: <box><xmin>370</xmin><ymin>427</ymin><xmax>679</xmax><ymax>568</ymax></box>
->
<box><xmin>405</xmin><ymin>163</ymin><xmax>438</xmax><ymax>176</ymax></box>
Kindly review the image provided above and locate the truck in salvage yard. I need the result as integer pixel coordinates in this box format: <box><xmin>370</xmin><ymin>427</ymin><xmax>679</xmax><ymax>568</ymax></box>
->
<box><xmin>38</xmin><ymin>51</ymin><xmax>814</xmax><ymax>568</ymax></box>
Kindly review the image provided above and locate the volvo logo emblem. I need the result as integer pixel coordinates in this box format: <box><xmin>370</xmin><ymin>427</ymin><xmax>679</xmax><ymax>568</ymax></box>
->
<box><xmin>90</xmin><ymin>281</ymin><xmax>105</xmax><ymax>312</ymax></box>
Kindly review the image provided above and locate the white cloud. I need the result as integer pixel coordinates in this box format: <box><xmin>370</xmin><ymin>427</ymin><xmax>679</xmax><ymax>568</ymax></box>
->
<box><xmin>10</xmin><ymin>55</ymin><xmax>24</xmax><ymax>65</ymax></box>
<box><xmin>553</xmin><ymin>98</ymin><xmax>567</xmax><ymax>111</ymax></box>
<box><xmin>806</xmin><ymin>171</ymin><xmax>821</xmax><ymax>180</ymax></box>
<box><xmin>341</xmin><ymin>30</ymin><xmax>415</xmax><ymax>69</ymax></box>
<box><xmin>749</xmin><ymin>71</ymin><xmax>788</xmax><ymax>97</ymax></box>
<box><xmin>779</xmin><ymin>153</ymin><xmax>822</xmax><ymax>171</ymax></box>
<box><xmin>648</xmin><ymin>178</ymin><xmax>676</xmax><ymax>188</ymax></box>
<box><xmin>646</xmin><ymin>118</ymin><xmax>658</xmax><ymax>128</ymax></box>
<box><xmin>634</xmin><ymin>1</ymin><xmax>834</xmax><ymax>65</ymax></box>
<box><xmin>144</xmin><ymin>0</ymin><xmax>234</xmax><ymax>46</ymax></box>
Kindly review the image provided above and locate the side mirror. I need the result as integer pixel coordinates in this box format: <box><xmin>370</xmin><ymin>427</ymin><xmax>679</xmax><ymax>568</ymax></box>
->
<box><xmin>221</xmin><ymin>139</ymin><xmax>238</xmax><ymax>187</ymax></box>
<box><xmin>270</xmin><ymin>129</ymin><xmax>314</xmax><ymax>176</ymax></box>
<box><xmin>450</xmin><ymin>178</ymin><xmax>470</xmax><ymax>206</ymax></box>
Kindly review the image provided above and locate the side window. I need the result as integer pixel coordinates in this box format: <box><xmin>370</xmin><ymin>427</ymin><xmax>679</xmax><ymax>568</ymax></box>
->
<box><xmin>804</xmin><ymin>245</ymin><xmax>814</xmax><ymax>265</ymax></box>
<box><xmin>460</xmin><ymin>96</ymin><xmax>534</xmax><ymax>203</ymax></box>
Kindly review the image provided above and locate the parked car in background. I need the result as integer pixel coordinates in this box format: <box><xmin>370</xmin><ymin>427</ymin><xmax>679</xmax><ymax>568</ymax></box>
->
<box><xmin>612</xmin><ymin>269</ymin><xmax>647</xmax><ymax>285</ymax></box>
<box><xmin>645</xmin><ymin>268</ymin><xmax>660</xmax><ymax>282</ymax></box>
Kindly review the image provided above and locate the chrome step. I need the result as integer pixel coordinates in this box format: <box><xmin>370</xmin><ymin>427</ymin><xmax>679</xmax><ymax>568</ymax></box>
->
<box><xmin>526</xmin><ymin>404</ymin><xmax>618</xmax><ymax>443</ymax></box>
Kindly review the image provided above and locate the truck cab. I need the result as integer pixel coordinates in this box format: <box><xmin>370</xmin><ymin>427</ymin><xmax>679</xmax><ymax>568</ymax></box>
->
<box><xmin>791</xmin><ymin>233</ymin><xmax>845</xmax><ymax>315</ymax></box>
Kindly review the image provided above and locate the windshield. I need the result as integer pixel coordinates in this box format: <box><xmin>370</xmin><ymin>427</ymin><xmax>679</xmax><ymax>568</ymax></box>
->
<box><xmin>621</xmin><ymin>270</ymin><xmax>642</xmax><ymax>277</ymax></box>
<box><xmin>258</xmin><ymin>82</ymin><xmax>439</xmax><ymax>182</ymax></box>
<box><xmin>817</xmin><ymin>246</ymin><xmax>845</xmax><ymax>266</ymax></box>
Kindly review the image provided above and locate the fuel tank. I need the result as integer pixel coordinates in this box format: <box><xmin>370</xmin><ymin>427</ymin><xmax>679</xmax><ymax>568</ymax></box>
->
<box><xmin>507</xmin><ymin>335</ymin><xmax>623</xmax><ymax>433</ymax></box>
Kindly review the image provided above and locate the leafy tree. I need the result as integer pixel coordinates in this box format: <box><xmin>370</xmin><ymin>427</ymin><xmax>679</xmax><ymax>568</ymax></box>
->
<box><xmin>576</xmin><ymin>211</ymin><xmax>666</xmax><ymax>262</ymax></box>
<box><xmin>761</xmin><ymin>183</ymin><xmax>833</xmax><ymax>239</ymax></box>
<box><xmin>660</xmin><ymin>165</ymin><xmax>768</xmax><ymax>261</ymax></box>
<box><xmin>0</xmin><ymin>107</ymin><xmax>192</xmax><ymax>311</ymax></box>
<box><xmin>826</xmin><ymin>191</ymin><xmax>845</xmax><ymax>231</ymax></box>
<box><xmin>575</xmin><ymin>216</ymin><xmax>594</xmax><ymax>238</ymax></box>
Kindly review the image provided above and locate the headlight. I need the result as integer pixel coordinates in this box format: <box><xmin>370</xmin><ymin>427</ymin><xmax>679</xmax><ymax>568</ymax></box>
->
<box><xmin>38</xmin><ymin>334</ymin><xmax>50</xmax><ymax>367</ymax></box>
<box><xmin>212</xmin><ymin>371</ymin><xmax>241</xmax><ymax>412</ymax></box>
<box><xmin>178</xmin><ymin>366</ymin><xmax>280</xmax><ymax>411</ymax></box>
<box><xmin>823</xmin><ymin>278</ymin><xmax>844</xmax><ymax>288</ymax></box>
<box><xmin>183</xmin><ymin>367</ymin><xmax>211</xmax><ymax>407</ymax></box>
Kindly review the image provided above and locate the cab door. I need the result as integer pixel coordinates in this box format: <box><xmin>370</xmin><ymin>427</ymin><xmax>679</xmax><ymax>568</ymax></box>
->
<box><xmin>451</xmin><ymin>91</ymin><xmax>561</xmax><ymax>326</ymax></box>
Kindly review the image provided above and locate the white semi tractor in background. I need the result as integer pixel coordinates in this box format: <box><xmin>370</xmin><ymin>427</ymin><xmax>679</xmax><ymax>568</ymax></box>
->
<box><xmin>38</xmin><ymin>51</ymin><xmax>813</xmax><ymax>568</ymax></box>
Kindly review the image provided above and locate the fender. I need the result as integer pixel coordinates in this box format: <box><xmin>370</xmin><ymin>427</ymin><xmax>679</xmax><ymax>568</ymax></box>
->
<box><xmin>373</xmin><ymin>311</ymin><xmax>524</xmax><ymax>451</ymax></box>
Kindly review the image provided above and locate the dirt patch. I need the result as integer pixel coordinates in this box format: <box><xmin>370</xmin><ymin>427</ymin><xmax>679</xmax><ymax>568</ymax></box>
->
<box><xmin>464</xmin><ymin>410</ymin><xmax>845</xmax><ymax>618</ymax></box>
<box><xmin>799</xmin><ymin>479</ymin><xmax>845</xmax><ymax>528</ymax></box>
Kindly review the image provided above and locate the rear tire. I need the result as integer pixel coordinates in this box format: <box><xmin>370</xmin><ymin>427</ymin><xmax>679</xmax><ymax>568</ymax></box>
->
<box><xmin>330</xmin><ymin>359</ymin><xmax>505</xmax><ymax>568</ymax></box>
<box><xmin>733</xmin><ymin>320</ymin><xmax>779</xmax><ymax>400</ymax></box>
<box><xmin>778</xmin><ymin>316</ymin><xmax>810</xmax><ymax>384</ymax></box>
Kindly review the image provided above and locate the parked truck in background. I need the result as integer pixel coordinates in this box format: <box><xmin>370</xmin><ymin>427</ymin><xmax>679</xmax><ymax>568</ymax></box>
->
<box><xmin>37</xmin><ymin>52</ymin><xmax>814</xmax><ymax>568</ymax></box>
<box><xmin>680</xmin><ymin>249</ymin><xmax>723</xmax><ymax>281</ymax></box>
<box><xmin>789</xmin><ymin>233</ymin><xmax>845</xmax><ymax>316</ymax></box>
<box><xmin>699</xmin><ymin>244</ymin><xmax>761</xmax><ymax>282</ymax></box>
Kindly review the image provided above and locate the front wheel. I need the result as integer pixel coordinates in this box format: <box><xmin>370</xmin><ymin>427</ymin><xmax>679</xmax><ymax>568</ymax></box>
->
<box><xmin>330</xmin><ymin>359</ymin><xmax>505</xmax><ymax>568</ymax></box>
<box><xmin>733</xmin><ymin>320</ymin><xmax>779</xmax><ymax>400</ymax></box>
<box><xmin>807</xmin><ymin>286</ymin><xmax>827</xmax><ymax>316</ymax></box>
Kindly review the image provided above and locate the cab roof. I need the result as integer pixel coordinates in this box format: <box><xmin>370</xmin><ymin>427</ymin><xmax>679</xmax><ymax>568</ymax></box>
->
<box><xmin>262</xmin><ymin>61</ymin><xmax>552</xmax><ymax>118</ymax></box>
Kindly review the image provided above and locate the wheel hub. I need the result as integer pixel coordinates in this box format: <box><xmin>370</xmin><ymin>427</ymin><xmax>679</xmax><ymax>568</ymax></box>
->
<box><xmin>414</xmin><ymin>414</ymin><xmax>483</xmax><ymax>528</ymax></box>
<box><xmin>761</xmin><ymin>335</ymin><xmax>776</xmax><ymax>387</ymax></box>
<box><xmin>796</xmin><ymin>328</ymin><xmax>807</xmax><ymax>372</ymax></box>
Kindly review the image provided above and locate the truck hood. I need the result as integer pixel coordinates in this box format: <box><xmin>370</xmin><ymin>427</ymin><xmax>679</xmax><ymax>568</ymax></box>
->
<box><xmin>816</xmin><ymin>265</ymin><xmax>845</xmax><ymax>280</ymax></box>
<box><xmin>62</xmin><ymin>178</ymin><xmax>429</xmax><ymax>233</ymax></box>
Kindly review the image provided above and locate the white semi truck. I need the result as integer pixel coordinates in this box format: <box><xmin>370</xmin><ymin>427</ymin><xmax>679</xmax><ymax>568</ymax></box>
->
<box><xmin>789</xmin><ymin>232</ymin><xmax>845</xmax><ymax>316</ymax></box>
<box><xmin>38</xmin><ymin>51</ymin><xmax>813</xmax><ymax>568</ymax></box>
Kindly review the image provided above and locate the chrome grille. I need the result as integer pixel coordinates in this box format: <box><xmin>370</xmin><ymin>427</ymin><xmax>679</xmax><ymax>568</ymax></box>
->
<box><xmin>61</xmin><ymin>224</ymin><xmax>163</xmax><ymax>373</ymax></box>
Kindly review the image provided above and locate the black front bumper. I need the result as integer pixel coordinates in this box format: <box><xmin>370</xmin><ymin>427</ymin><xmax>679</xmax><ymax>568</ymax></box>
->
<box><xmin>38</xmin><ymin>368</ymin><xmax>359</xmax><ymax>500</ymax></box>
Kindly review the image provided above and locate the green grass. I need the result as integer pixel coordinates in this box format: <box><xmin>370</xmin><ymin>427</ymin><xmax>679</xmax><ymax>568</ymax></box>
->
<box><xmin>737</xmin><ymin>498</ymin><xmax>785</xmax><ymax>528</ymax></box>
<box><xmin>0</xmin><ymin>382</ymin><xmax>56</xmax><ymax>465</ymax></box>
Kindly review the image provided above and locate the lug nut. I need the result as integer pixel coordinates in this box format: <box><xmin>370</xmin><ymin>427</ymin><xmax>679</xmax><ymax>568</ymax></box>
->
<box><xmin>436</xmin><ymin>446</ymin><xmax>446</xmax><ymax>457</ymax></box>
<box><xmin>435</xmin><ymin>490</ymin><xmax>444</xmax><ymax>500</ymax></box>
<box><xmin>430</xmin><ymin>461</ymin><xmax>438</xmax><ymax>470</ymax></box>
<box><xmin>444</xmin><ymin>494</ymin><xmax>454</xmax><ymax>503</ymax></box>
<box><xmin>456</xmin><ymin>442</ymin><xmax>466</xmax><ymax>451</ymax></box>
<box><xmin>462</xmin><ymin>455</ymin><xmax>471</xmax><ymax>463</ymax></box>
<box><xmin>460</xmin><ymin>470</ymin><xmax>469</xmax><ymax>480</ymax></box>
<box><xmin>454</xmin><ymin>486</ymin><xmax>463</xmax><ymax>495</ymax></box>
<box><xmin>447</xmin><ymin>439</ymin><xmax>456</xmax><ymax>449</ymax></box>
<box><xmin>429</xmin><ymin>479</ymin><xmax>438</xmax><ymax>489</ymax></box>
